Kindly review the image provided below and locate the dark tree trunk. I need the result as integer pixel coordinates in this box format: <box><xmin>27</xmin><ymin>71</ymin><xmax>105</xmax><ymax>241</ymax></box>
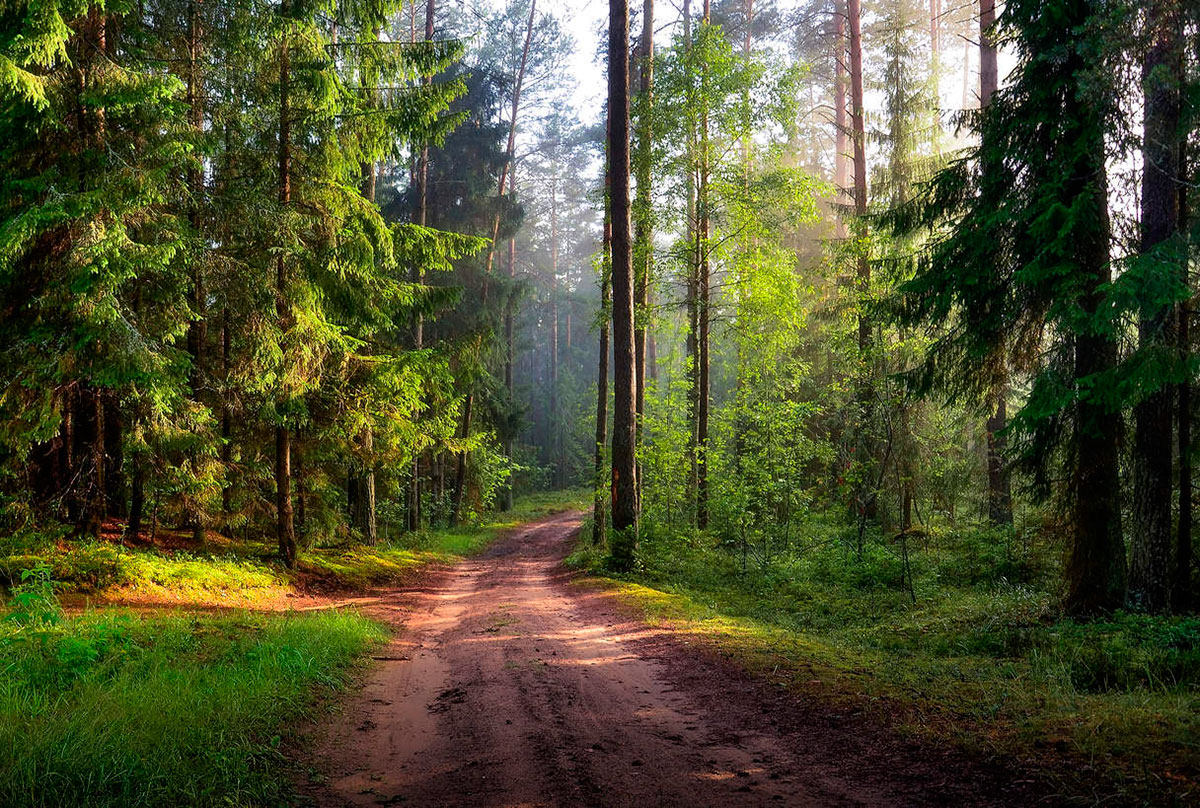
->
<box><xmin>128</xmin><ymin>452</ymin><xmax>145</xmax><ymax>543</ymax></box>
<box><xmin>185</xmin><ymin>0</ymin><xmax>206</xmax><ymax>544</ymax></box>
<box><xmin>410</xmin><ymin>0</ymin><xmax>435</xmax><ymax>529</ymax></box>
<box><xmin>275</xmin><ymin>0</ymin><xmax>297</xmax><ymax>568</ymax></box>
<box><xmin>450</xmin><ymin>394</ymin><xmax>473</xmax><ymax>527</ymax></box>
<box><xmin>683</xmin><ymin>0</ymin><xmax>699</xmax><ymax>524</ymax></box>
<box><xmin>608</xmin><ymin>0</ymin><xmax>639</xmax><ymax>561</ymax></box>
<box><xmin>848</xmin><ymin>0</ymin><xmax>875</xmax><ymax>524</ymax></box>
<box><xmin>986</xmin><ymin>394</ymin><xmax>1013</xmax><ymax>525</ymax></box>
<box><xmin>103</xmin><ymin>397</ymin><xmax>125</xmax><ymax>519</ymax></box>
<box><xmin>696</xmin><ymin>1</ymin><xmax>711</xmax><ymax>531</ymax></box>
<box><xmin>501</xmin><ymin>229</ymin><xmax>516</xmax><ymax>512</ymax></box>
<box><xmin>1176</xmin><ymin>135</ymin><xmax>1193</xmax><ymax>612</ymax></box>
<box><xmin>550</xmin><ymin>174</ymin><xmax>562</xmax><ymax>489</ymax></box>
<box><xmin>1066</xmin><ymin>122</ymin><xmax>1124</xmax><ymax>616</ymax></box>
<box><xmin>594</xmin><ymin>147</ymin><xmax>612</xmax><ymax>546</ymax></box>
<box><xmin>1129</xmin><ymin>0</ymin><xmax>1182</xmax><ymax>613</ymax></box>
<box><xmin>221</xmin><ymin>307</ymin><xmax>232</xmax><ymax>520</ymax></box>
<box><xmin>979</xmin><ymin>0</ymin><xmax>1012</xmax><ymax>527</ymax></box>
<box><xmin>633</xmin><ymin>0</ymin><xmax>654</xmax><ymax>504</ymax></box>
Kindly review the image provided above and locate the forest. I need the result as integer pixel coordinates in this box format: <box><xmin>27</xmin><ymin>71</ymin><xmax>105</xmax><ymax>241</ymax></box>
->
<box><xmin>1</xmin><ymin>0</ymin><xmax>1198</xmax><ymax>805</ymax></box>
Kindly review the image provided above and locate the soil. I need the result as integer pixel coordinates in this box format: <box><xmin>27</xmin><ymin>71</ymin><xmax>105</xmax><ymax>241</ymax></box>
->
<box><xmin>300</xmin><ymin>509</ymin><xmax>1044</xmax><ymax>807</ymax></box>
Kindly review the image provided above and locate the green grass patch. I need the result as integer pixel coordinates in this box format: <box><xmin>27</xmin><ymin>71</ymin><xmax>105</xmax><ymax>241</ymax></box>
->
<box><xmin>571</xmin><ymin>518</ymin><xmax>1200</xmax><ymax>804</ymax></box>
<box><xmin>0</xmin><ymin>605</ymin><xmax>386</xmax><ymax>807</ymax></box>
<box><xmin>2</xmin><ymin>490</ymin><xmax>588</xmax><ymax>607</ymax></box>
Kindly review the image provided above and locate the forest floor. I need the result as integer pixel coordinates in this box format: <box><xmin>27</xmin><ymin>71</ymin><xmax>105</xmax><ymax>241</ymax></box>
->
<box><xmin>300</xmin><ymin>510</ymin><xmax>1044</xmax><ymax>808</ymax></box>
<box><xmin>0</xmin><ymin>493</ymin><xmax>585</xmax><ymax>808</ymax></box>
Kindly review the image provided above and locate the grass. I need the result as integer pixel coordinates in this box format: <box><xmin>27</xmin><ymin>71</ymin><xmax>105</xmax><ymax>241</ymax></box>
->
<box><xmin>1</xmin><ymin>489</ymin><xmax>588</xmax><ymax>608</ymax></box>
<box><xmin>0</xmin><ymin>604</ymin><xmax>386</xmax><ymax>807</ymax></box>
<box><xmin>569</xmin><ymin>515</ymin><xmax>1200</xmax><ymax>804</ymax></box>
<box><xmin>0</xmin><ymin>489</ymin><xmax>587</xmax><ymax>807</ymax></box>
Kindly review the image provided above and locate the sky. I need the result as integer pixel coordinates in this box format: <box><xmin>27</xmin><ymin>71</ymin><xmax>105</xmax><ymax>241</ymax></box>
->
<box><xmin>555</xmin><ymin>0</ymin><xmax>609</xmax><ymax>117</ymax></box>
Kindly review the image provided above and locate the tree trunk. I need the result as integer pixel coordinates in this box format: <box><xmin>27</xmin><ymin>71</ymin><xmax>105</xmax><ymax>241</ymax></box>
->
<box><xmin>186</xmin><ymin>0</ymin><xmax>206</xmax><ymax>544</ymax></box>
<box><xmin>221</xmin><ymin>307</ymin><xmax>232</xmax><ymax>520</ymax></box>
<box><xmin>633</xmin><ymin>0</ymin><xmax>654</xmax><ymax>504</ymax></box>
<box><xmin>1176</xmin><ymin>135</ymin><xmax>1192</xmax><ymax>612</ymax></box>
<box><xmin>411</xmin><ymin>0</ymin><xmax>435</xmax><ymax>528</ymax></box>
<box><xmin>128</xmin><ymin>452</ymin><xmax>145</xmax><ymax>543</ymax></box>
<box><xmin>594</xmin><ymin>170</ymin><xmax>611</xmax><ymax>545</ymax></box>
<box><xmin>980</xmin><ymin>0</ymin><xmax>1011</xmax><ymax>527</ymax></box>
<box><xmin>683</xmin><ymin>0</ymin><xmax>699</xmax><ymax>525</ymax></box>
<box><xmin>276</xmin><ymin>1</ymin><xmax>297</xmax><ymax>568</ymax></box>
<box><xmin>1066</xmin><ymin>138</ymin><xmax>1124</xmax><ymax>616</ymax></box>
<box><xmin>848</xmin><ymin>0</ymin><xmax>874</xmax><ymax>524</ymax></box>
<box><xmin>359</xmin><ymin>158</ymin><xmax>378</xmax><ymax>544</ymax></box>
<box><xmin>608</xmin><ymin>0</ymin><xmax>639</xmax><ymax>561</ymax></box>
<box><xmin>1129</xmin><ymin>0</ymin><xmax>1182</xmax><ymax>613</ymax></box>
<box><xmin>986</xmin><ymin>394</ymin><xmax>1013</xmax><ymax>525</ymax></box>
<box><xmin>833</xmin><ymin>12</ymin><xmax>848</xmax><ymax>239</ymax></box>
<box><xmin>695</xmin><ymin>0</ymin><xmax>712</xmax><ymax>531</ymax></box>
<box><xmin>450</xmin><ymin>394</ymin><xmax>473</xmax><ymax>527</ymax></box>
<box><xmin>550</xmin><ymin>173</ymin><xmax>562</xmax><ymax>489</ymax></box>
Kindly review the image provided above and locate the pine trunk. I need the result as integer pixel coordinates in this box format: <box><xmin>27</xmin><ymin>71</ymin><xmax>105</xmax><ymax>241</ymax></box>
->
<box><xmin>633</xmin><ymin>0</ymin><xmax>654</xmax><ymax>504</ymax></box>
<box><xmin>848</xmin><ymin>0</ymin><xmax>874</xmax><ymax>524</ymax></box>
<box><xmin>1176</xmin><ymin>136</ymin><xmax>1193</xmax><ymax>611</ymax></box>
<box><xmin>833</xmin><ymin>13</ymin><xmax>847</xmax><ymax>239</ymax></box>
<box><xmin>696</xmin><ymin>0</ymin><xmax>712</xmax><ymax>531</ymax></box>
<box><xmin>1129</xmin><ymin>0</ymin><xmax>1182</xmax><ymax>613</ymax></box>
<box><xmin>594</xmin><ymin>146</ymin><xmax>613</xmax><ymax>546</ymax></box>
<box><xmin>608</xmin><ymin>0</ymin><xmax>639</xmax><ymax>560</ymax></box>
<box><xmin>276</xmin><ymin>2</ymin><xmax>297</xmax><ymax>567</ymax></box>
<box><xmin>979</xmin><ymin>0</ymin><xmax>1011</xmax><ymax>527</ymax></box>
<box><xmin>1066</xmin><ymin>96</ymin><xmax>1124</xmax><ymax>616</ymax></box>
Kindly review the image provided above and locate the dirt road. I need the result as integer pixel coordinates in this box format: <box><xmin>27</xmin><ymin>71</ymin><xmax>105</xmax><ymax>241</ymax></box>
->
<box><xmin>304</xmin><ymin>510</ymin><xmax>1036</xmax><ymax>807</ymax></box>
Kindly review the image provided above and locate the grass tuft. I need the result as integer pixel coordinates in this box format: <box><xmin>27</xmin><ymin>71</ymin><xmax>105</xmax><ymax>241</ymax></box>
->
<box><xmin>0</xmin><ymin>608</ymin><xmax>386</xmax><ymax>808</ymax></box>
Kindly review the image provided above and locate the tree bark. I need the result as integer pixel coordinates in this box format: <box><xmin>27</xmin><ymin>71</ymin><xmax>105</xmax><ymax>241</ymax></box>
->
<box><xmin>848</xmin><ymin>0</ymin><xmax>874</xmax><ymax>524</ymax></box>
<box><xmin>695</xmin><ymin>0</ymin><xmax>712</xmax><ymax>531</ymax></box>
<box><xmin>633</xmin><ymin>0</ymin><xmax>654</xmax><ymax>504</ymax></box>
<box><xmin>276</xmin><ymin>1</ymin><xmax>297</xmax><ymax>568</ymax></box>
<box><xmin>550</xmin><ymin>173</ymin><xmax>562</xmax><ymax>488</ymax></box>
<box><xmin>450</xmin><ymin>393</ymin><xmax>472</xmax><ymax>527</ymax></box>
<box><xmin>608</xmin><ymin>0</ymin><xmax>639</xmax><ymax>560</ymax></box>
<box><xmin>1176</xmin><ymin>134</ymin><xmax>1192</xmax><ymax>612</ymax></box>
<box><xmin>185</xmin><ymin>0</ymin><xmax>206</xmax><ymax>543</ymax></box>
<box><xmin>594</xmin><ymin>160</ymin><xmax>611</xmax><ymax>545</ymax></box>
<box><xmin>411</xmin><ymin>0</ymin><xmax>435</xmax><ymax>528</ymax></box>
<box><xmin>1129</xmin><ymin>0</ymin><xmax>1182</xmax><ymax>612</ymax></box>
<box><xmin>980</xmin><ymin>0</ymin><xmax>1011</xmax><ymax>527</ymax></box>
<box><xmin>1066</xmin><ymin>118</ymin><xmax>1124</xmax><ymax>616</ymax></box>
<box><xmin>833</xmin><ymin>11</ymin><xmax>847</xmax><ymax>239</ymax></box>
<box><xmin>221</xmin><ymin>307</ymin><xmax>232</xmax><ymax>520</ymax></box>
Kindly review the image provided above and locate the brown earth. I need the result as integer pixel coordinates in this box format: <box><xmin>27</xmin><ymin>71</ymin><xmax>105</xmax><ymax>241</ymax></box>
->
<box><xmin>300</xmin><ymin>510</ymin><xmax>1044</xmax><ymax>808</ymax></box>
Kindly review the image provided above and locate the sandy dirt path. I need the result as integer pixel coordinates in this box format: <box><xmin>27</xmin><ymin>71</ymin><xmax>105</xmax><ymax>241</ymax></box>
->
<box><xmin>303</xmin><ymin>510</ymin><xmax>1037</xmax><ymax>807</ymax></box>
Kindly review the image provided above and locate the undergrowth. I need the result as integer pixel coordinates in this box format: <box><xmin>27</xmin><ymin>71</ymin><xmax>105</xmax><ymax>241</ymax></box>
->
<box><xmin>569</xmin><ymin>514</ymin><xmax>1200</xmax><ymax>804</ymax></box>
<box><xmin>0</xmin><ymin>571</ymin><xmax>385</xmax><ymax>807</ymax></box>
<box><xmin>1</xmin><ymin>489</ymin><xmax>588</xmax><ymax>607</ymax></box>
